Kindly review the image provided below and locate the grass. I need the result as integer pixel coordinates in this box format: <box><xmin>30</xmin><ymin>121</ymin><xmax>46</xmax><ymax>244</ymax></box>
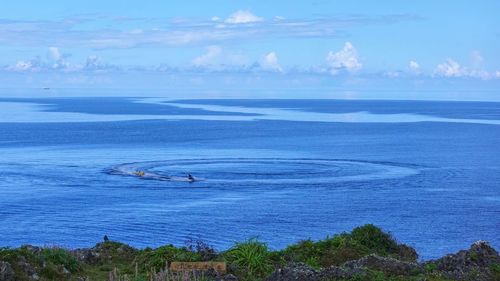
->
<box><xmin>224</xmin><ymin>238</ymin><xmax>273</xmax><ymax>280</ymax></box>
<box><xmin>0</xmin><ymin>224</ymin><xmax>494</xmax><ymax>281</ymax></box>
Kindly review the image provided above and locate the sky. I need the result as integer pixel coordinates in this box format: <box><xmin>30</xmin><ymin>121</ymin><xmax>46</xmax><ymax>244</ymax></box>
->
<box><xmin>0</xmin><ymin>0</ymin><xmax>499</xmax><ymax>99</ymax></box>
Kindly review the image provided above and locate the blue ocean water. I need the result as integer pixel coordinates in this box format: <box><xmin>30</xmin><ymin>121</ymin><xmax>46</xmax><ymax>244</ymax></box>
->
<box><xmin>0</xmin><ymin>97</ymin><xmax>499</xmax><ymax>259</ymax></box>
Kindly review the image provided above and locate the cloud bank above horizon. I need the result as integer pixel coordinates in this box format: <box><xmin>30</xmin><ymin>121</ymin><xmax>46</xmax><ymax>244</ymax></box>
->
<box><xmin>0</xmin><ymin>0</ymin><xmax>499</xmax><ymax>98</ymax></box>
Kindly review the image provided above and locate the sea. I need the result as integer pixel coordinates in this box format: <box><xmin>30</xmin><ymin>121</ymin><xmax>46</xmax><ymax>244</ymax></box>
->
<box><xmin>0</xmin><ymin>97</ymin><xmax>499</xmax><ymax>259</ymax></box>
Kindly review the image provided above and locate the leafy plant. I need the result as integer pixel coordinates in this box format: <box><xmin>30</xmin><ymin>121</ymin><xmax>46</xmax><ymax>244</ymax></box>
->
<box><xmin>42</xmin><ymin>247</ymin><xmax>81</xmax><ymax>273</ymax></box>
<box><xmin>226</xmin><ymin>238</ymin><xmax>272</xmax><ymax>280</ymax></box>
<box><xmin>135</xmin><ymin>245</ymin><xmax>202</xmax><ymax>271</ymax></box>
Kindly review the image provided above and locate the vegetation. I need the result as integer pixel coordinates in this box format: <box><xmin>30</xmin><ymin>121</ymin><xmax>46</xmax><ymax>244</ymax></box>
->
<box><xmin>0</xmin><ymin>225</ymin><xmax>496</xmax><ymax>281</ymax></box>
<box><xmin>224</xmin><ymin>238</ymin><xmax>273</xmax><ymax>280</ymax></box>
<box><xmin>273</xmin><ymin>224</ymin><xmax>412</xmax><ymax>268</ymax></box>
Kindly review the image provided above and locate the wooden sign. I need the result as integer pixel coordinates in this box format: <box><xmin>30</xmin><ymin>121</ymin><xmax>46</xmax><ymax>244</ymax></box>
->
<box><xmin>170</xmin><ymin>261</ymin><xmax>226</xmax><ymax>274</ymax></box>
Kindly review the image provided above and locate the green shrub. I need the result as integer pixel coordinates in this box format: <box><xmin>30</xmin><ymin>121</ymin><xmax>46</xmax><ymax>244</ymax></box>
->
<box><xmin>425</xmin><ymin>262</ymin><xmax>438</xmax><ymax>271</ymax></box>
<box><xmin>134</xmin><ymin>244</ymin><xmax>202</xmax><ymax>271</ymax></box>
<box><xmin>273</xmin><ymin>224</ymin><xmax>403</xmax><ymax>268</ymax></box>
<box><xmin>41</xmin><ymin>247</ymin><xmax>81</xmax><ymax>273</ymax></box>
<box><xmin>225</xmin><ymin>238</ymin><xmax>273</xmax><ymax>280</ymax></box>
<box><xmin>489</xmin><ymin>263</ymin><xmax>500</xmax><ymax>281</ymax></box>
<box><xmin>350</xmin><ymin>224</ymin><xmax>399</xmax><ymax>255</ymax></box>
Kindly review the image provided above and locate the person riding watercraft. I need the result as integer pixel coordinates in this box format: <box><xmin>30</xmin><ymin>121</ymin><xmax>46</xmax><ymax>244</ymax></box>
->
<box><xmin>135</xmin><ymin>170</ymin><xmax>145</xmax><ymax>177</ymax></box>
<box><xmin>187</xmin><ymin>174</ymin><xmax>195</xmax><ymax>182</ymax></box>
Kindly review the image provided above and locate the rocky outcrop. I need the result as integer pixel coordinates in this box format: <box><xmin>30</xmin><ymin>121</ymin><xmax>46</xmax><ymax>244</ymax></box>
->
<box><xmin>204</xmin><ymin>268</ymin><xmax>239</xmax><ymax>281</ymax></box>
<box><xmin>265</xmin><ymin>262</ymin><xmax>319</xmax><ymax>281</ymax></box>
<box><xmin>72</xmin><ymin>242</ymin><xmax>137</xmax><ymax>265</ymax></box>
<box><xmin>16</xmin><ymin>256</ymin><xmax>39</xmax><ymax>280</ymax></box>
<box><xmin>397</xmin><ymin>244</ymin><xmax>418</xmax><ymax>262</ymax></box>
<box><xmin>342</xmin><ymin>254</ymin><xmax>421</xmax><ymax>276</ymax></box>
<box><xmin>266</xmin><ymin>241</ymin><xmax>500</xmax><ymax>281</ymax></box>
<box><xmin>424</xmin><ymin>240</ymin><xmax>500</xmax><ymax>281</ymax></box>
<box><xmin>0</xmin><ymin>261</ymin><xmax>15</xmax><ymax>281</ymax></box>
<box><xmin>264</xmin><ymin>256</ymin><xmax>420</xmax><ymax>281</ymax></box>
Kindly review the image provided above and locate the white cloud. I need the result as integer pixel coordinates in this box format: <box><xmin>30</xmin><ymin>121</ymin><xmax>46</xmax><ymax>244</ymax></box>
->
<box><xmin>211</xmin><ymin>16</ymin><xmax>221</xmax><ymax>22</ymax></box>
<box><xmin>47</xmin><ymin>47</ymin><xmax>72</xmax><ymax>70</ymax></box>
<box><xmin>468</xmin><ymin>70</ymin><xmax>491</xmax><ymax>80</ymax></box>
<box><xmin>434</xmin><ymin>58</ymin><xmax>495</xmax><ymax>80</ymax></box>
<box><xmin>191</xmin><ymin>46</ymin><xmax>248</xmax><ymax>70</ymax></box>
<box><xmin>6</xmin><ymin>58</ymin><xmax>41</xmax><ymax>72</ymax></box>
<box><xmin>259</xmin><ymin>52</ymin><xmax>283</xmax><ymax>72</ymax></box>
<box><xmin>4</xmin><ymin>50</ymin><xmax>114</xmax><ymax>73</ymax></box>
<box><xmin>408</xmin><ymin>60</ymin><xmax>420</xmax><ymax>73</ymax></box>
<box><xmin>192</xmin><ymin>46</ymin><xmax>223</xmax><ymax>66</ymax></box>
<box><xmin>225</xmin><ymin>10</ymin><xmax>263</xmax><ymax>24</ymax></box>
<box><xmin>434</xmin><ymin>59</ymin><xmax>464</xmax><ymax>77</ymax></box>
<box><xmin>82</xmin><ymin>55</ymin><xmax>111</xmax><ymax>71</ymax></box>
<box><xmin>48</xmin><ymin>47</ymin><xmax>62</xmax><ymax>61</ymax></box>
<box><xmin>496</xmin><ymin>71</ymin><xmax>500</xmax><ymax>79</ymax></box>
<box><xmin>326</xmin><ymin>42</ymin><xmax>362</xmax><ymax>75</ymax></box>
<box><xmin>470</xmin><ymin>50</ymin><xmax>484</xmax><ymax>67</ymax></box>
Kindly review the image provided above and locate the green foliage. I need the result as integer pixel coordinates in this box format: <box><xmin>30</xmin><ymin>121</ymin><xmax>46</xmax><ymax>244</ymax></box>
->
<box><xmin>42</xmin><ymin>247</ymin><xmax>81</xmax><ymax>273</ymax></box>
<box><xmin>135</xmin><ymin>244</ymin><xmax>202</xmax><ymax>271</ymax></box>
<box><xmin>490</xmin><ymin>263</ymin><xmax>500</xmax><ymax>281</ymax></box>
<box><xmin>0</xmin><ymin>247</ymin><xmax>21</xmax><ymax>263</ymax></box>
<box><xmin>225</xmin><ymin>238</ymin><xmax>273</xmax><ymax>280</ymax></box>
<box><xmin>276</xmin><ymin>224</ymin><xmax>401</xmax><ymax>268</ymax></box>
<box><xmin>350</xmin><ymin>224</ymin><xmax>399</xmax><ymax>255</ymax></box>
<box><xmin>425</xmin><ymin>262</ymin><xmax>438</xmax><ymax>271</ymax></box>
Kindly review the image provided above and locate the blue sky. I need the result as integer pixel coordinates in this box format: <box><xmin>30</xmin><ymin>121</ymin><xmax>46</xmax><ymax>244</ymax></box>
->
<box><xmin>1</xmin><ymin>0</ymin><xmax>499</xmax><ymax>99</ymax></box>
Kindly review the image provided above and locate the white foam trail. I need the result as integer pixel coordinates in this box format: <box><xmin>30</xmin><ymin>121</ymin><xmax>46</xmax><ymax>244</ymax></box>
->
<box><xmin>108</xmin><ymin>159</ymin><xmax>420</xmax><ymax>184</ymax></box>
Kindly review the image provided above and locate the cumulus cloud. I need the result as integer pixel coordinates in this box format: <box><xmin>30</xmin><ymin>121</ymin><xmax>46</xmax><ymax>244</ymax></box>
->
<box><xmin>326</xmin><ymin>42</ymin><xmax>362</xmax><ymax>75</ymax></box>
<box><xmin>4</xmin><ymin>48</ymin><xmax>113</xmax><ymax>73</ymax></box>
<box><xmin>434</xmin><ymin>58</ymin><xmax>495</xmax><ymax>80</ymax></box>
<box><xmin>47</xmin><ymin>47</ymin><xmax>72</xmax><ymax>70</ymax></box>
<box><xmin>225</xmin><ymin>10</ymin><xmax>264</xmax><ymax>24</ymax></box>
<box><xmin>408</xmin><ymin>60</ymin><xmax>420</xmax><ymax>73</ymax></box>
<box><xmin>191</xmin><ymin>45</ymin><xmax>248</xmax><ymax>70</ymax></box>
<box><xmin>192</xmin><ymin>46</ymin><xmax>222</xmax><ymax>66</ymax></box>
<box><xmin>48</xmin><ymin>47</ymin><xmax>62</xmax><ymax>61</ymax></box>
<box><xmin>259</xmin><ymin>52</ymin><xmax>283</xmax><ymax>72</ymax></box>
<box><xmin>6</xmin><ymin>58</ymin><xmax>42</xmax><ymax>72</ymax></box>
<box><xmin>83</xmin><ymin>55</ymin><xmax>111</xmax><ymax>71</ymax></box>
<box><xmin>434</xmin><ymin>59</ymin><xmax>464</xmax><ymax>77</ymax></box>
<box><xmin>470</xmin><ymin>50</ymin><xmax>484</xmax><ymax>67</ymax></box>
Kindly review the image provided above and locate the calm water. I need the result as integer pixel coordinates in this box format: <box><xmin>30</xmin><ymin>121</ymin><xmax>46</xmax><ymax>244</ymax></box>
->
<box><xmin>0</xmin><ymin>97</ymin><xmax>499</xmax><ymax>259</ymax></box>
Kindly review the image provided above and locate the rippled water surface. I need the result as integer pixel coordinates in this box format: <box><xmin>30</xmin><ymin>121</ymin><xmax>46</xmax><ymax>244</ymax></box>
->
<box><xmin>0</xmin><ymin>98</ymin><xmax>499</xmax><ymax>259</ymax></box>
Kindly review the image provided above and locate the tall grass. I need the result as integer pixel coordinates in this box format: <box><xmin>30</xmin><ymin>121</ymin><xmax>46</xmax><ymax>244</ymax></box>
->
<box><xmin>225</xmin><ymin>238</ymin><xmax>272</xmax><ymax>280</ymax></box>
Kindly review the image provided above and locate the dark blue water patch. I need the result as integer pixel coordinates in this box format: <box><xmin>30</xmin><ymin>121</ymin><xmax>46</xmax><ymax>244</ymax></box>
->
<box><xmin>171</xmin><ymin>99</ymin><xmax>500</xmax><ymax>120</ymax></box>
<box><xmin>0</xmin><ymin>97</ymin><xmax>259</xmax><ymax>116</ymax></box>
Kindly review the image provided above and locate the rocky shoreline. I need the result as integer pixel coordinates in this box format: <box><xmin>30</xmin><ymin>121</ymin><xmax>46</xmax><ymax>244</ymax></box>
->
<box><xmin>1</xmin><ymin>225</ymin><xmax>499</xmax><ymax>281</ymax></box>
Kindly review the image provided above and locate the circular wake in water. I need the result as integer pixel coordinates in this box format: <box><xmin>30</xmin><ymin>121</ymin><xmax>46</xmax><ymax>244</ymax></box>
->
<box><xmin>106</xmin><ymin>158</ymin><xmax>420</xmax><ymax>184</ymax></box>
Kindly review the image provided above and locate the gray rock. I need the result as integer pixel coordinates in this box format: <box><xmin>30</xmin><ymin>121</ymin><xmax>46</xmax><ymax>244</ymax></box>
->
<box><xmin>72</xmin><ymin>242</ymin><xmax>137</xmax><ymax>265</ymax></box>
<box><xmin>72</xmin><ymin>248</ymin><xmax>101</xmax><ymax>264</ymax></box>
<box><xmin>343</xmin><ymin>254</ymin><xmax>422</xmax><ymax>276</ymax></box>
<box><xmin>217</xmin><ymin>273</ymin><xmax>238</xmax><ymax>281</ymax></box>
<box><xmin>17</xmin><ymin>258</ymin><xmax>36</xmax><ymax>277</ymax></box>
<box><xmin>22</xmin><ymin>245</ymin><xmax>43</xmax><ymax>256</ymax></box>
<box><xmin>0</xmin><ymin>261</ymin><xmax>15</xmax><ymax>281</ymax></box>
<box><xmin>318</xmin><ymin>265</ymin><xmax>366</xmax><ymax>280</ymax></box>
<box><xmin>265</xmin><ymin>262</ymin><xmax>319</xmax><ymax>281</ymax></box>
<box><xmin>397</xmin><ymin>244</ymin><xmax>419</xmax><ymax>262</ymax></box>
<box><xmin>424</xmin><ymin>240</ymin><xmax>500</xmax><ymax>281</ymax></box>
